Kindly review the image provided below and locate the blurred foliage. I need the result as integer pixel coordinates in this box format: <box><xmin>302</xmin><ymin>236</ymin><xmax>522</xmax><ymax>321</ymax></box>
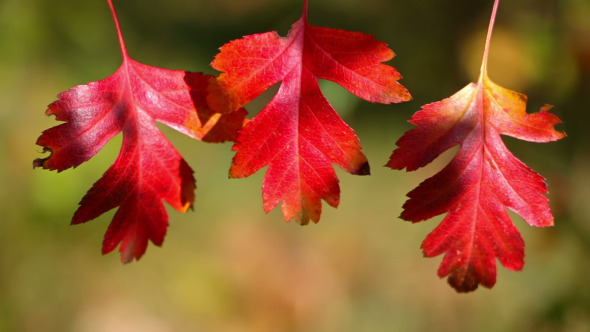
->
<box><xmin>1</xmin><ymin>0</ymin><xmax>589</xmax><ymax>331</ymax></box>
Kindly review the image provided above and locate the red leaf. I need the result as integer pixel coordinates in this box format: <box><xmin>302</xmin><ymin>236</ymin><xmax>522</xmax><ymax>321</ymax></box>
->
<box><xmin>33</xmin><ymin>0</ymin><xmax>245</xmax><ymax>262</ymax></box>
<box><xmin>387</xmin><ymin>0</ymin><xmax>565</xmax><ymax>292</ymax></box>
<box><xmin>210</xmin><ymin>0</ymin><xmax>410</xmax><ymax>224</ymax></box>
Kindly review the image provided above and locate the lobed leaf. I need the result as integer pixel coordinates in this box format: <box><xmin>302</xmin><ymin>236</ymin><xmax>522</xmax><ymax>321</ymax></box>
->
<box><xmin>210</xmin><ymin>0</ymin><xmax>410</xmax><ymax>224</ymax></box>
<box><xmin>387</xmin><ymin>0</ymin><xmax>565</xmax><ymax>292</ymax></box>
<box><xmin>34</xmin><ymin>0</ymin><xmax>245</xmax><ymax>262</ymax></box>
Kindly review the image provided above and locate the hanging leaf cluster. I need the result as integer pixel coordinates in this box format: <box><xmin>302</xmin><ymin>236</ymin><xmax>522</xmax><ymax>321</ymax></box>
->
<box><xmin>34</xmin><ymin>0</ymin><xmax>564</xmax><ymax>292</ymax></box>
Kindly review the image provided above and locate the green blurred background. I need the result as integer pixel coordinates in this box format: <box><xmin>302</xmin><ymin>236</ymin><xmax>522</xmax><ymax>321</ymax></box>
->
<box><xmin>1</xmin><ymin>0</ymin><xmax>589</xmax><ymax>331</ymax></box>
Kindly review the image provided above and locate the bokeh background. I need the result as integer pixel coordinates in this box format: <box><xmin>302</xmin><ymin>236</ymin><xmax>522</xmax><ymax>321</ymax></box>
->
<box><xmin>1</xmin><ymin>0</ymin><xmax>589</xmax><ymax>331</ymax></box>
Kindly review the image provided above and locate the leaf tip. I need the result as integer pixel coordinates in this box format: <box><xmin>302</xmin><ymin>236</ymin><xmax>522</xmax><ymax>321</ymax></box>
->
<box><xmin>178</xmin><ymin>201</ymin><xmax>194</xmax><ymax>213</ymax></box>
<box><xmin>32</xmin><ymin>157</ymin><xmax>46</xmax><ymax>169</ymax></box>
<box><xmin>394</xmin><ymin>87</ymin><xmax>413</xmax><ymax>104</ymax></box>
<box><xmin>446</xmin><ymin>268</ymin><xmax>488</xmax><ymax>293</ymax></box>
<box><xmin>33</xmin><ymin>147</ymin><xmax>54</xmax><ymax>170</ymax></box>
<box><xmin>119</xmin><ymin>250</ymin><xmax>137</xmax><ymax>264</ymax></box>
<box><xmin>449</xmin><ymin>279</ymin><xmax>480</xmax><ymax>293</ymax></box>
<box><xmin>353</xmin><ymin>161</ymin><xmax>371</xmax><ymax>176</ymax></box>
<box><xmin>298</xmin><ymin>216</ymin><xmax>311</xmax><ymax>226</ymax></box>
<box><xmin>539</xmin><ymin>104</ymin><xmax>554</xmax><ymax>113</ymax></box>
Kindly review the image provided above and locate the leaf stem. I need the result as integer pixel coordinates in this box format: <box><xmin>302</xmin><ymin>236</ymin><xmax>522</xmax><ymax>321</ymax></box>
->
<box><xmin>480</xmin><ymin>0</ymin><xmax>500</xmax><ymax>78</ymax></box>
<box><xmin>302</xmin><ymin>0</ymin><xmax>309</xmax><ymax>20</ymax></box>
<box><xmin>107</xmin><ymin>0</ymin><xmax>129</xmax><ymax>60</ymax></box>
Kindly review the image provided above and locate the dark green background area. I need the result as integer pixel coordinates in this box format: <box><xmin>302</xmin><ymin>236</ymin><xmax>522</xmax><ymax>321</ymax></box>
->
<box><xmin>1</xmin><ymin>0</ymin><xmax>588</xmax><ymax>331</ymax></box>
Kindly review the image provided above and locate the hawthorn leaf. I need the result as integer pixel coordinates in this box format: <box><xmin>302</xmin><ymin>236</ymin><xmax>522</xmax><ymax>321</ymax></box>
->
<box><xmin>33</xmin><ymin>0</ymin><xmax>245</xmax><ymax>263</ymax></box>
<box><xmin>387</xmin><ymin>0</ymin><xmax>565</xmax><ymax>292</ymax></box>
<box><xmin>209</xmin><ymin>0</ymin><xmax>411</xmax><ymax>224</ymax></box>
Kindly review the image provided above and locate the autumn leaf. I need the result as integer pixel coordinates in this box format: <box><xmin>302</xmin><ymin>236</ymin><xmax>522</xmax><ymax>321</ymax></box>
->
<box><xmin>33</xmin><ymin>0</ymin><xmax>245</xmax><ymax>263</ymax></box>
<box><xmin>209</xmin><ymin>0</ymin><xmax>411</xmax><ymax>224</ymax></box>
<box><xmin>387</xmin><ymin>0</ymin><xmax>565</xmax><ymax>292</ymax></box>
